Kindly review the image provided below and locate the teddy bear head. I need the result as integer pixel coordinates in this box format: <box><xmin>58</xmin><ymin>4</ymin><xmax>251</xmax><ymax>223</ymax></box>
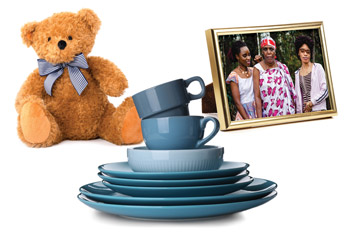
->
<box><xmin>21</xmin><ymin>9</ymin><xmax>101</xmax><ymax>64</ymax></box>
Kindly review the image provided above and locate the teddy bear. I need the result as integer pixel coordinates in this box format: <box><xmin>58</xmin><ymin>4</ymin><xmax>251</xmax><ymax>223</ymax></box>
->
<box><xmin>15</xmin><ymin>9</ymin><xmax>143</xmax><ymax>147</ymax></box>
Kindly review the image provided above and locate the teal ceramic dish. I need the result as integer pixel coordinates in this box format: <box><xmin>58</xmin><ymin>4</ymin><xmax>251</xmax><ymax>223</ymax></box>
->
<box><xmin>79</xmin><ymin>178</ymin><xmax>277</xmax><ymax>206</ymax></box>
<box><xmin>98</xmin><ymin>161</ymin><xmax>249</xmax><ymax>180</ymax></box>
<box><xmin>77</xmin><ymin>191</ymin><xmax>277</xmax><ymax>220</ymax></box>
<box><xmin>101</xmin><ymin>176</ymin><xmax>253</xmax><ymax>197</ymax></box>
<box><xmin>97</xmin><ymin>170</ymin><xmax>249</xmax><ymax>187</ymax></box>
<box><xmin>127</xmin><ymin>145</ymin><xmax>223</xmax><ymax>172</ymax></box>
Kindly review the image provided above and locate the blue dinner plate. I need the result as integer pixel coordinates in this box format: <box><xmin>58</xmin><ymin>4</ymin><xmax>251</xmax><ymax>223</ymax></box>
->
<box><xmin>101</xmin><ymin>176</ymin><xmax>253</xmax><ymax>197</ymax></box>
<box><xmin>98</xmin><ymin>161</ymin><xmax>249</xmax><ymax>180</ymax></box>
<box><xmin>80</xmin><ymin>178</ymin><xmax>277</xmax><ymax>205</ymax></box>
<box><xmin>97</xmin><ymin>170</ymin><xmax>249</xmax><ymax>187</ymax></box>
<box><xmin>78</xmin><ymin>191</ymin><xmax>277</xmax><ymax>220</ymax></box>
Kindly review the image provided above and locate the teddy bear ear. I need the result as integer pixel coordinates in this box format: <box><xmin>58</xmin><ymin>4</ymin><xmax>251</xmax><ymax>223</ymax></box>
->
<box><xmin>77</xmin><ymin>9</ymin><xmax>101</xmax><ymax>34</ymax></box>
<box><xmin>21</xmin><ymin>22</ymin><xmax>38</xmax><ymax>47</ymax></box>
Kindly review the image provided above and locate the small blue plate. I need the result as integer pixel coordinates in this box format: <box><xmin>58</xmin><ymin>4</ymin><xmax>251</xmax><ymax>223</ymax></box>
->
<box><xmin>97</xmin><ymin>170</ymin><xmax>249</xmax><ymax>187</ymax></box>
<box><xmin>78</xmin><ymin>191</ymin><xmax>277</xmax><ymax>220</ymax></box>
<box><xmin>80</xmin><ymin>178</ymin><xmax>277</xmax><ymax>205</ymax></box>
<box><xmin>101</xmin><ymin>176</ymin><xmax>253</xmax><ymax>197</ymax></box>
<box><xmin>98</xmin><ymin>161</ymin><xmax>249</xmax><ymax>180</ymax></box>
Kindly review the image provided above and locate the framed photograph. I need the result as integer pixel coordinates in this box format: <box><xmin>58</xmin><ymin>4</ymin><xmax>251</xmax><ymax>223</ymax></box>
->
<box><xmin>205</xmin><ymin>22</ymin><xmax>337</xmax><ymax>130</ymax></box>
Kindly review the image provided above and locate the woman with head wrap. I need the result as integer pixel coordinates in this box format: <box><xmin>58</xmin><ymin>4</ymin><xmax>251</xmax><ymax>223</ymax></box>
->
<box><xmin>294</xmin><ymin>35</ymin><xmax>328</xmax><ymax>113</ymax></box>
<box><xmin>253</xmin><ymin>36</ymin><xmax>297</xmax><ymax>118</ymax></box>
<box><xmin>226</xmin><ymin>41</ymin><xmax>257</xmax><ymax>120</ymax></box>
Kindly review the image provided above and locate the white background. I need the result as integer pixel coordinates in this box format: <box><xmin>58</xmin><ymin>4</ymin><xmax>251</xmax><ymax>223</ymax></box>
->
<box><xmin>1</xmin><ymin>0</ymin><xmax>349</xmax><ymax>231</ymax></box>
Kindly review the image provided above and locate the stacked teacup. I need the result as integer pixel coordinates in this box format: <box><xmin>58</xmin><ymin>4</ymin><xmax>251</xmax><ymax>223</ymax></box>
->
<box><xmin>130</xmin><ymin>76</ymin><xmax>222</xmax><ymax>172</ymax></box>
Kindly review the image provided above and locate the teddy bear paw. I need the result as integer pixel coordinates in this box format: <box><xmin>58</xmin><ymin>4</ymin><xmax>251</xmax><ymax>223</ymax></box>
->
<box><xmin>19</xmin><ymin>102</ymin><xmax>61</xmax><ymax>147</ymax></box>
<box><xmin>20</xmin><ymin>102</ymin><xmax>51</xmax><ymax>144</ymax></box>
<box><xmin>121</xmin><ymin>106</ymin><xmax>143</xmax><ymax>144</ymax></box>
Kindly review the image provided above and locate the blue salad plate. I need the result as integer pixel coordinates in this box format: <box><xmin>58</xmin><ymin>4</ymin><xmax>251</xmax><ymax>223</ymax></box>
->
<box><xmin>79</xmin><ymin>178</ymin><xmax>276</xmax><ymax>205</ymax></box>
<box><xmin>101</xmin><ymin>176</ymin><xmax>253</xmax><ymax>197</ymax></box>
<box><xmin>98</xmin><ymin>161</ymin><xmax>249</xmax><ymax>180</ymax></box>
<box><xmin>97</xmin><ymin>170</ymin><xmax>249</xmax><ymax>187</ymax></box>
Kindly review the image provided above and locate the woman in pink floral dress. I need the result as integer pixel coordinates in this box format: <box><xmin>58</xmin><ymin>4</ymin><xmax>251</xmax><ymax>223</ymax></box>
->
<box><xmin>253</xmin><ymin>36</ymin><xmax>297</xmax><ymax>118</ymax></box>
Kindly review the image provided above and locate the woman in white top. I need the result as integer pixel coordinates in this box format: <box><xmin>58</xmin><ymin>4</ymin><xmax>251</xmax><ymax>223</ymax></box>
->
<box><xmin>226</xmin><ymin>41</ymin><xmax>256</xmax><ymax>120</ymax></box>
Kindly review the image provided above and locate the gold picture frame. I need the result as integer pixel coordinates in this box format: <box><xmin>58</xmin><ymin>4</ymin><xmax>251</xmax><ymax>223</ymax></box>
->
<box><xmin>205</xmin><ymin>22</ymin><xmax>337</xmax><ymax>130</ymax></box>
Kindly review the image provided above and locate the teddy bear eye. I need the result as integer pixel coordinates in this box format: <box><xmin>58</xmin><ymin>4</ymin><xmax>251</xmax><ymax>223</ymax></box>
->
<box><xmin>68</xmin><ymin>36</ymin><xmax>73</xmax><ymax>40</ymax></box>
<box><xmin>48</xmin><ymin>37</ymin><xmax>51</xmax><ymax>42</ymax></box>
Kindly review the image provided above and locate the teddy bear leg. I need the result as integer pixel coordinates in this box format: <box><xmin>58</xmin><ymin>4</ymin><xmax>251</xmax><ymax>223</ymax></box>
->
<box><xmin>18</xmin><ymin>102</ymin><xmax>62</xmax><ymax>147</ymax></box>
<box><xmin>98</xmin><ymin>97</ymin><xmax>143</xmax><ymax>145</ymax></box>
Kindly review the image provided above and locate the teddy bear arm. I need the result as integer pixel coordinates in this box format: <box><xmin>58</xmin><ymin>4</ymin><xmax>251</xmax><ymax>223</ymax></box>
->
<box><xmin>87</xmin><ymin>56</ymin><xmax>128</xmax><ymax>97</ymax></box>
<box><xmin>15</xmin><ymin>69</ymin><xmax>45</xmax><ymax>113</ymax></box>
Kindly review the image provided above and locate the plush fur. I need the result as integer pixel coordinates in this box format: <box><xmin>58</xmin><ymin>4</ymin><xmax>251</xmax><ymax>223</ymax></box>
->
<box><xmin>16</xmin><ymin>9</ymin><xmax>143</xmax><ymax>147</ymax></box>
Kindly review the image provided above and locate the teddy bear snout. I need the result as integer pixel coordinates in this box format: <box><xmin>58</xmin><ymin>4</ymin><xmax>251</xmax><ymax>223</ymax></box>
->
<box><xmin>58</xmin><ymin>40</ymin><xmax>67</xmax><ymax>50</ymax></box>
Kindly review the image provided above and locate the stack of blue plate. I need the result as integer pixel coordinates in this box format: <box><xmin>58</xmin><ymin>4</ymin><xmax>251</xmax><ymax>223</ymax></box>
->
<box><xmin>78</xmin><ymin>160</ymin><xmax>277</xmax><ymax>220</ymax></box>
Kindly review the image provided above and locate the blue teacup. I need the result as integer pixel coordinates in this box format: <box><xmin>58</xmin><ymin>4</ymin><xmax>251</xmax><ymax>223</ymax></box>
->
<box><xmin>132</xmin><ymin>76</ymin><xmax>205</xmax><ymax>119</ymax></box>
<box><xmin>141</xmin><ymin>116</ymin><xmax>220</xmax><ymax>150</ymax></box>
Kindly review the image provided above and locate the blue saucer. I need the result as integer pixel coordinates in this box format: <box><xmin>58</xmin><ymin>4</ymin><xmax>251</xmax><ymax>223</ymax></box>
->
<box><xmin>78</xmin><ymin>191</ymin><xmax>277</xmax><ymax>220</ymax></box>
<box><xmin>97</xmin><ymin>170</ymin><xmax>249</xmax><ymax>187</ymax></box>
<box><xmin>98</xmin><ymin>161</ymin><xmax>249</xmax><ymax>180</ymax></box>
<box><xmin>101</xmin><ymin>176</ymin><xmax>253</xmax><ymax>197</ymax></box>
<box><xmin>80</xmin><ymin>178</ymin><xmax>277</xmax><ymax>205</ymax></box>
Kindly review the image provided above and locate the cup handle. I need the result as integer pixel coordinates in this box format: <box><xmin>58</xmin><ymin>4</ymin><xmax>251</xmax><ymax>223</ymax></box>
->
<box><xmin>195</xmin><ymin>117</ymin><xmax>220</xmax><ymax>148</ymax></box>
<box><xmin>184</xmin><ymin>76</ymin><xmax>206</xmax><ymax>100</ymax></box>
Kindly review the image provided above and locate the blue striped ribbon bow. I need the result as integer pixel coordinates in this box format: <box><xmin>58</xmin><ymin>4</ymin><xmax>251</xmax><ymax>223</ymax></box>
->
<box><xmin>38</xmin><ymin>53</ymin><xmax>89</xmax><ymax>96</ymax></box>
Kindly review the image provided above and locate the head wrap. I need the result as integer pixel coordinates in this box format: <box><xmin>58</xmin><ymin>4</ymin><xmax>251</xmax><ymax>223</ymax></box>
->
<box><xmin>261</xmin><ymin>36</ymin><xmax>276</xmax><ymax>49</ymax></box>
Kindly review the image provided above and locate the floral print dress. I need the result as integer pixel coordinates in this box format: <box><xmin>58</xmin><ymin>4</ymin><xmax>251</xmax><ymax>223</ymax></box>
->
<box><xmin>254</xmin><ymin>61</ymin><xmax>297</xmax><ymax>117</ymax></box>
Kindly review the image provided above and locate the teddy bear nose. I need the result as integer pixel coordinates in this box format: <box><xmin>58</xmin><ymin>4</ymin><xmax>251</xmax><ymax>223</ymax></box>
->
<box><xmin>58</xmin><ymin>40</ymin><xmax>67</xmax><ymax>50</ymax></box>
